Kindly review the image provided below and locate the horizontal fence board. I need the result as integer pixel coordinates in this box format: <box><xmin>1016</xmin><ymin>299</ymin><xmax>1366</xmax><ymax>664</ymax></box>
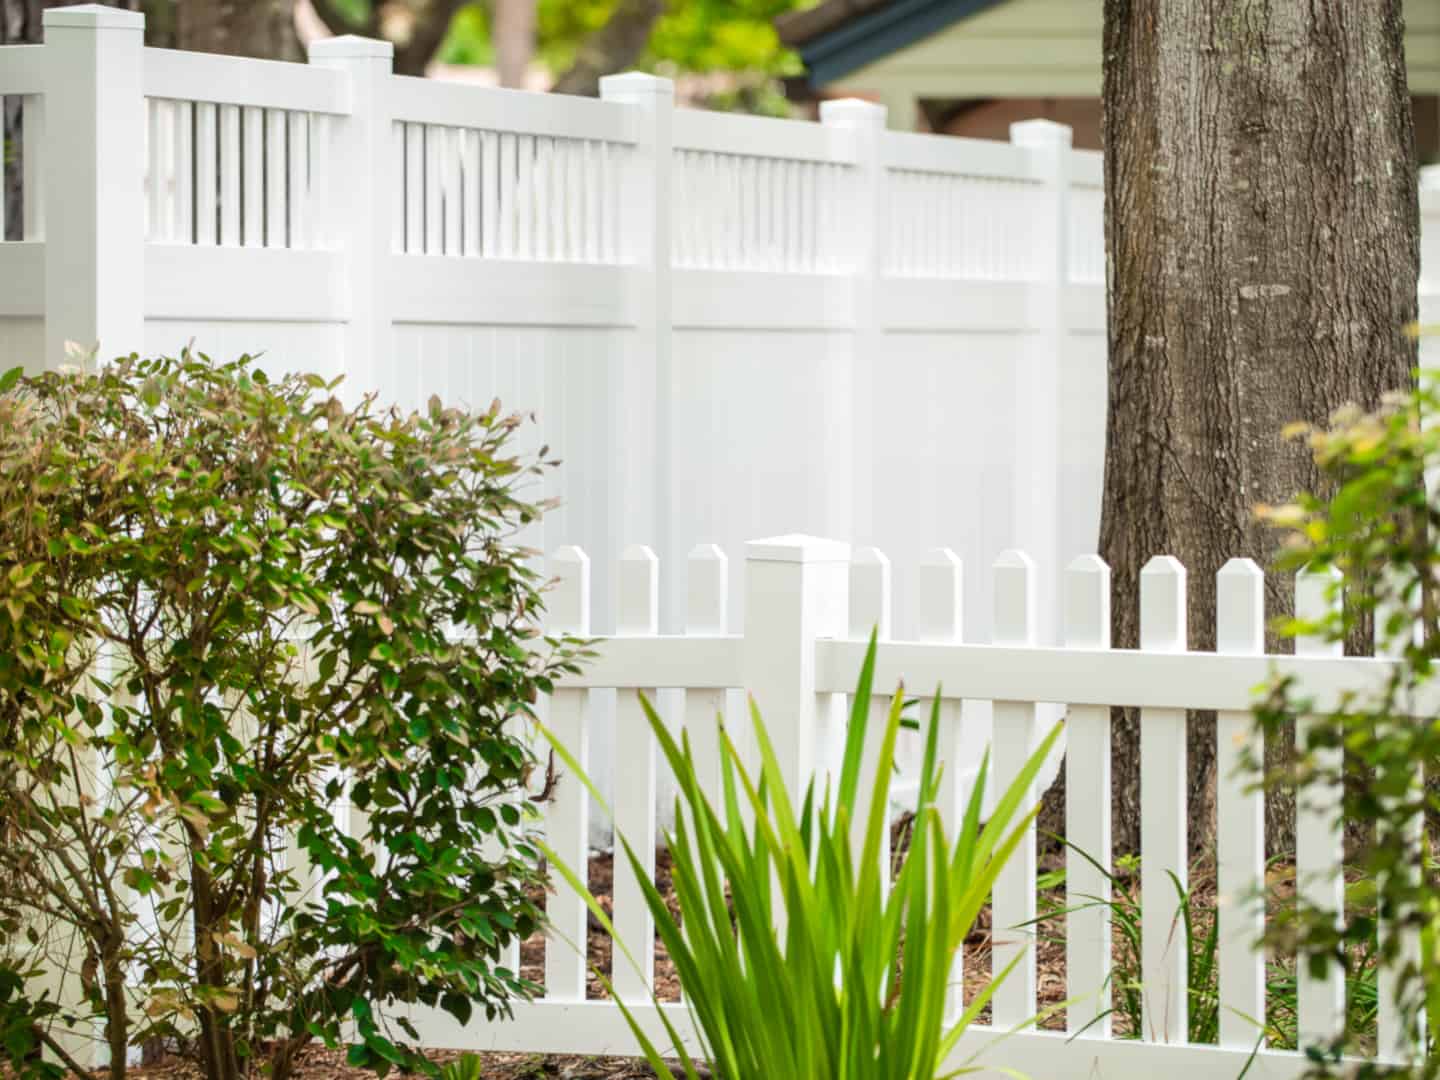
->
<box><xmin>143</xmin><ymin>47</ymin><xmax>349</xmax><ymax>114</ymax></box>
<box><xmin>672</xmin><ymin>107</ymin><xmax>856</xmax><ymax>165</ymax></box>
<box><xmin>815</xmin><ymin>639</ymin><xmax>1405</xmax><ymax>712</ymax></box>
<box><xmin>0</xmin><ymin>242</ymin><xmax>44</xmax><ymax>315</ymax></box>
<box><xmin>882</xmin><ymin>129</ymin><xmax>1045</xmax><ymax>181</ymax></box>
<box><xmin>401</xmin><ymin>998</ymin><xmax>1325</xmax><ymax>1077</ymax></box>
<box><xmin>387</xmin><ymin>257</ymin><xmax>636</xmax><ymax>327</ymax></box>
<box><xmin>552</xmin><ymin>635</ymin><xmax>740</xmax><ymax>690</ymax></box>
<box><xmin>146</xmin><ymin>246</ymin><xmax>346</xmax><ymax>321</ymax></box>
<box><xmin>0</xmin><ymin>44</ymin><xmax>46</xmax><ymax>95</ymax></box>
<box><xmin>388</xmin><ymin>75</ymin><xmax>634</xmax><ymax>144</ymax></box>
<box><xmin>673</xmin><ymin>269</ymin><xmax>854</xmax><ymax>330</ymax></box>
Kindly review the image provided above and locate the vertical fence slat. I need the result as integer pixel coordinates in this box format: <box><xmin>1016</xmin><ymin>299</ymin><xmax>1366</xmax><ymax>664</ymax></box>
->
<box><xmin>498</xmin><ymin>131</ymin><xmax>516</xmax><ymax>258</ymax></box>
<box><xmin>309</xmin><ymin>113</ymin><xmax>331</xmax><ymax>249</ymax></box>
<box><xmin>612</xmin><ymin>545</ymin><xmax>659</xmax><ymax>1002</ymax></box>
<box><xmin>1139</xmin><ymin>555</ymin><xmax>1188</xmax><ymax>1044</ymax></box>
<box><xmin>442</xmin><ymin>126</ymin><xmax>462</xmax><ymax>256</ymax></box>
<box><xmin>585</xmin><ymin>140</ymin><xmax>601</xmax><ymax>264</ymax></box>
<box><xmin>849</xmin><ymin>546</ymin><xmax>893</xmax><ymax>887</ymax></box>
<box><xmin>424</xmin><ymin>124</ymin><xmax>442</xmax><ymax>255</ymax></box>
<box><xmin>1294</xmin><ymin>565</ymin><xmax>1346</xmax><ymax>1047</ymax></box>
<box><xmin>566</xmin><ymin>139</ymin><xmax>583</xmax><ymax>262</ymax></box>
<box><xmin>404</xmin><ymin>122</ymin><xmax>423</xmax><ymax>254</ymax></box>
<box><xmin>263</xmin><ymin>107</ymin><xmax>285</xmax><ymax>247</ymax></box>
<box><xmin>195</xmin><ymin>103</ymin><xmax>217</xmax><ymax>246</ymax></box>
<box><xmin>515</xmin><ymin>133</ymin><xmax>534</xmax><ymax>259</ymax></box>
<box><xmin>242</xmin><ymin>106</ymin><xmax>263</xmax><ymax>247</ymax></box>
<box><xmin>534</xmin><ymin>136</ymin><xmax>552</xmax><ymax>260</ymax></box>
<box><xmin>603</xmin><ymin>141</ymin><xmax>620</xmax><ymax>263</ymax></box>
<box><xmin>1375</xmin><ymin>574</ymin><xmax>1423</xmax><ymax>1060</ymax></box>
<box><xmin>918</xmin><ymin>547</ymin><xmax>965</xmax><ymax>1019</ymax></box>
<box><xmin>146</xmin><ymin>99</ymin><xmax>166</xmax><ymax>242</ymax></box>
<box><xmin>684</xmin><ymin>544</ymin><xmax>728</xmax><ymax>814</ymax></box>
<box><xmin>1064</xmin><ymin>554</ymin><xmax>1112</xmax><ymax>1037</ymax></box>
<box><xmin>991</xmin><ymin>549</ymin><xmax>1038</xmax><ymax>1029</ymax></box>
<box><xmin>287</xmin><ymin>110</ymin><xmax>307</xmax><ymax>249</ymax></box>
<box><xmin>219</xmin><ymin>104</ymin><xmax>241</xmax><ymax>246</ymax></box>
<box><xmin>482</xmin><ymin>130</ymin><xmax>499</xmax><ymax>257</ymax></box>
<box><xmin>544</xmin><ymin>546</ymin><xmax>591</xmax><ymax>1003</ymax></box>
<box><xmin>173</xmin><ymin>100</ymin><xmax>193</xmax><ymax>243</ymax></box>
<box><xmin>1216</xmin><ymin>558</ymin><xmax>1266</xmax><ymax>1050</ymax></box>
<box><xmin>461</xmin><ymin>128</ymin><xmax>480</xmax><ymax>256</ymax></box>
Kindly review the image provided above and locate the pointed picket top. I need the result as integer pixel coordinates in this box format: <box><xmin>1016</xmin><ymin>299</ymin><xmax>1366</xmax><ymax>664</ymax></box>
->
<box><xmin>1216</xmin><ymin>558</ymin><xmax>1264</xmax><ymax>656</ymax></box>
<box><xmin>619</xmin><ymin>544</ymin><xmax>659</xmax><ymax>636</ymax></box>
<box><xmin>686</xmin><ymin>544</ymin><xmax>728</xmax><ymax>635</ymax></box>
<box><xmin>1140</xmin><ymin>555</ymin><xmax>1187</xmax><ymax>652</ymax></box>
<box><xmin>993</xmin><ymin>549</ymin><xmax>1036</xmax><ymax>647</ymax></box>
<box><xmin>1295</xmin><ymin>564</ymin><xmax>1343</xmax><ymax>658</ymax></box>
<box><xmin>850</xmin><ymin>546</ymin><xmax>892</xmax><ymax>640</ymax></box>
<box><xmin>918</xmin><ymin>547</ymin><xmax>963</xmax><ymax>644</ymax></box>
<box><xmin>1064</xmin><ymin>554</ymin><xmax>1110</xmax><ymax>649</ymax></box>
<box><xmin>1374</xmin><ymin>566</ymin><xmax>1419</xmax><ymax>658</ymax></box>
<box><xmin>548</xmin><ymin>546</ymin><xmax>591</xmax><ymax>636</ymax></box>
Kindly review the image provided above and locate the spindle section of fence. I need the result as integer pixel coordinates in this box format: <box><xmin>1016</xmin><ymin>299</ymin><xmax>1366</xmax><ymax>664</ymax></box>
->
<box><xmin>917</xmin><ymin>546</ymin><xmax>967</xmax><ymax>1019</ymax></box>
<box><xmin>543</xmin><ymin>546</ymin><xmax>592</xmax><ymax>1003</ymax></box>
<box><xmin>1374</xmin><ymin>577</ymin><xmax>1425</xmax><ymax>1062</ymax></box>
<box><xmin>1293</xmin><ymin>565</ymin><xmax>1347</xmax><ymax>1047</ymax></box>
<box><xmin>611</xmin><ymin>545</ymin><xmax>661</xmax><ymax>1000</ymax></box>
<box><xmin>1214</xmin><ymin>557</ymin><xmax>1266</xmax><ymax>1050</ymax></box>
<box><xmin>1063</xmin><ymin>553</ymin><xmax>1112</xmax><ymax>1037</ymax></box>
<box><xmin>849</xmin><ymin>546</ymin><xmax>894</xmax><ymax>884</ymax></box>
<box><xmin>1138</xmin><ymin>555</ymin><xmax>1189</xmax><ymax>1044</ymax></box>
<box><xmin>682</xmin><ymin>544</ymin><xmax>729</xmax><ymax>814</ymax></box>
<box><xmin>989</xmin><ymin>549</ymin><xmax>1040</xmax><ymax>1029</ymax></box>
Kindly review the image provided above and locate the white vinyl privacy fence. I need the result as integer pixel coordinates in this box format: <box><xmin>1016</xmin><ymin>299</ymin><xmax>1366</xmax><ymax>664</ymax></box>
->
<box><xmin>0</xmin><ymin>4</ymin><xmax>1107</xmax><ymax>655</ymax></box>
<box><xmin>399</xmin><ymin>533</ymin><xmax>1421</xmax><ymax>1079</ymax></box>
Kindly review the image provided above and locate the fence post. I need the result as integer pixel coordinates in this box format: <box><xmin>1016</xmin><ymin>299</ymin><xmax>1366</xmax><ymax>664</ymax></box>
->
<box><xmin>41</xmin><ymin>4</ymin><xmax>145</xmax><ymax>371</ymax></box>
<box><xmin>1008</xmin><ymin>119</ymin><xmax>1073</xmax><ymax>647</ymax></box>
<box><xmin>742</xmin><ymin>535</ymin><xmax>849</xmax><ymax>807</ymax></box>
<box><xmin>600</xmin><ymin>73</ymin><xmax>673</xmax><ymax>629</ymax></box>
<box><xmin>308</xmin><ymin>35</ymin><xmax>395</xmax><ymax>401</ymax></box>
<box><xmin>819</xmin><ymin>99</ymin><xmax>886</xmax><ymax>550</ymax></box>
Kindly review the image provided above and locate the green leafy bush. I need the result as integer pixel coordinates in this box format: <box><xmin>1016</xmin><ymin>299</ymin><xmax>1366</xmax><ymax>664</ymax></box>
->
<box><xmin>1251</xmin><ymin>365</ymin><xmax>1440</xmax><ymax>1076</ymax></box>
<box><xmin>0</xmin><ymin>353</ymin><xmax>576</xmax><ymax>1080</ymax></box>
<box><xmin>546</xmin><ymin>637</ymin><xmax>1060</xmax><ymax>1080</ymax></box>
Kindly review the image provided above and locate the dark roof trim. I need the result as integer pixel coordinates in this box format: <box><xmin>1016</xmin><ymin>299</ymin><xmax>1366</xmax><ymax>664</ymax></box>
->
<box><xmin>789</xmin><ymin>0</ymin><xmax>1009</xmax><ymax>89</ymax></box>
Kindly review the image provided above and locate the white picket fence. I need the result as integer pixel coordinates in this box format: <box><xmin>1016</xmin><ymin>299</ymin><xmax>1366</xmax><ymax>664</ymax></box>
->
<box><xmin>402</xmin><ymin>533</ymin><xmax>1423</xmax><ymax>1079</ymax></box>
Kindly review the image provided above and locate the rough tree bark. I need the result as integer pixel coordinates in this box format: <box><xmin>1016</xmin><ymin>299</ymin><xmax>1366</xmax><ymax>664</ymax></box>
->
<box><xmin>176</xmin><ymin>0</ymin><xmax>300</xmax><ymax>61</ymax></box>
<box><xmin>1091</xmin><ymin>0</ymin><xmax>1418</xmax><ymax>860</ymax></box>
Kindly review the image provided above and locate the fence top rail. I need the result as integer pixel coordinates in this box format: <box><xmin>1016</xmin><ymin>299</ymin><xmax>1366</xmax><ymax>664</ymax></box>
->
<box><xmin>387</xmin><ymin>73</ymin><xmax>636</xmax><ymax>145</ymax></box>
<box><xmin>672</xmin><ymin>106</ymin><xmax>858</xmax><ymax>166</ymax></box>
<box><xmin>816</xmin><ymin>637</ymin><xmax>1406</xmax><ymax>714</ymax></box>
<box><xmin>882</xmin><ymin>128</ymin><xmax>1045</xmax><ymax>182</ymax></box>
<box><xmin>0</xmin><ymin>44</ymin><xmax>47</xmax><ymax>96</ymax></box>
<box><xmin>547</xmin><ymin>631</ymin><xmax>1409</xmax><ymax>714</ymax></box>
<box><xmin>143</xmin><ymin>46</ymin><xmax>351</xmax><ymax>114</ymax></box>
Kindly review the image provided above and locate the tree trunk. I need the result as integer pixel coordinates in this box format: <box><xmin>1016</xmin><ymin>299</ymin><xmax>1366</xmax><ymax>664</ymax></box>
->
<box><xmin>176</xmin><ymin>0</ymin><xmax>299</xmax><ymax>61</ymax></box>
<box><xmin>493</xmin><ymin>0</ymin><xmax>535</xmax><ymax>89</ymax></box>
<box><xmin>550</xmin><ymin>0</ymin><xmax>662</xmax><ymax>97</ymax></box>
<box><xmin>1094</xmin><ymin>0</ymin><xmax>1418</xmax><ymax>861</ymax></box>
